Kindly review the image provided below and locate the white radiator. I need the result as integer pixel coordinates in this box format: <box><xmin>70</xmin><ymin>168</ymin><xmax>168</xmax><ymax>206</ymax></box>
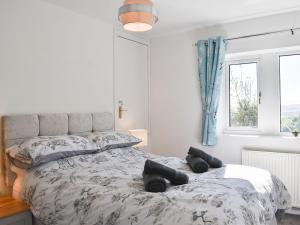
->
<box><xmin>242</xmin><ymin>149</ymin><xmax>300</xmax><ymax>208</ymax></box>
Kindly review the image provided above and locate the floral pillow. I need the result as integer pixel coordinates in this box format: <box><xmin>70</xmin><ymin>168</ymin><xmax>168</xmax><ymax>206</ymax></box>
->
<box><xmin>86</xmin><ymin>132</ymin><xmax>141</xmax><ymax>150</ymax></box>
<box><xmin>7</xmin><ymin>135</ymin><xmax>96</xmax><ymax>169</ymax></box>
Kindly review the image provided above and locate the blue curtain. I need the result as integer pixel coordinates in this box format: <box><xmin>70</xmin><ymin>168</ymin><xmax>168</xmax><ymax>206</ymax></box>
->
<box><xmin>197</xmin><ymin>36</ymin><xmax>227</xmax><ymax>146</ymax></box>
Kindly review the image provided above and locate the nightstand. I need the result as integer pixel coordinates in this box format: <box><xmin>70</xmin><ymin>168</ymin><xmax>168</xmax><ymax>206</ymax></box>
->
<box><xmin>0</xmin><ymin>197</ymin><xmax>32</xmax><ymax>225</ymax></box>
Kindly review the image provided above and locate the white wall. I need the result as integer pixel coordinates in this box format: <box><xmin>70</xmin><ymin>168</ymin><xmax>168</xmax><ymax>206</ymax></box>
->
<box><xmin>0</xmin><ymin>0</ymin><xmax>114</xmax><ymax>114</ymax></box>
<box><xmin>150</xmin><ymin>11</ymin><xmax>300</xmax><ymax>164</ymax></box>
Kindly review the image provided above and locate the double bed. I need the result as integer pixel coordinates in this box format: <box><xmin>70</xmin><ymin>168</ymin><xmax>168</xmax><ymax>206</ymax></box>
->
<box><xmin>1</xmin><ymin>112</ymin><xmax>291</xmax><ymax>225</ymax></box>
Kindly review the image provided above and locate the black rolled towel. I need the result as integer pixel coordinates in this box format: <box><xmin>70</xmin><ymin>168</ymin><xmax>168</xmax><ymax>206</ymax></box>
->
<box><xmin>143</xmin><ymin>172</ymin><xmax>167</xmax><ymax>193</ymax></box>
<box><xmin>186</xmin><ymin>155</ymin><xmax>209</xmax><ymax>173</ymax></box>
<box><xmin>144</xmin><ymin>160</ymin><xmax>189</xmax><ymax>185</ymax></box>
<box><xmin>188</xmin><ymin>147</ymin><xmax>223</xmax><ymax>168</ymax></box>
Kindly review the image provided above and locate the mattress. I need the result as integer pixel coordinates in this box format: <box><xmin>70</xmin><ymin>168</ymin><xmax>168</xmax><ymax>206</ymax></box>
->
<box><xmin>17</xmin><ymin>147</ymin><xmax>291</xmax><ymax>225</ymax></box>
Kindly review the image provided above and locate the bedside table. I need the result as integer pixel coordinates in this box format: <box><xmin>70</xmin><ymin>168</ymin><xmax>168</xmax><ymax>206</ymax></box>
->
<box><xmin>0</xmin><ymin>197</ymin><xmax>32</xmax><ymax>225</ymax></box>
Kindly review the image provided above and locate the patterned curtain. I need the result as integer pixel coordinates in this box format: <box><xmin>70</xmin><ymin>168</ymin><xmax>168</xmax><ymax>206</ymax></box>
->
<box><xmin>197</xmin><ymin>36</ymin><xmax>227</xmax><ymax>146</ymax></box>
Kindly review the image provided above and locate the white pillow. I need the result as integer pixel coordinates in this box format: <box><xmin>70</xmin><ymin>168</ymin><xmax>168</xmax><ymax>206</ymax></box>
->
<box><xmin>7</xmin><ymin>135</ymin><xmax>96</xmax><ymax>169</ymax></box>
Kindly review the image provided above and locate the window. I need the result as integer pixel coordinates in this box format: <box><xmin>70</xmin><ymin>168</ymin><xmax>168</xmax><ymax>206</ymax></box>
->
<box><xmin>280</xmin><ymin>54</ymin><xmax>300</xmax><ymax>132</ymax></box>
<box><xmin>225</xmin><ymin>49</ymin><xmax>300</xmax><ymax>136</ymax></box>
<box><xmin>226</xmin><ymin>60</ymin><xmax>259</xmax><ymax>130</ymax></box>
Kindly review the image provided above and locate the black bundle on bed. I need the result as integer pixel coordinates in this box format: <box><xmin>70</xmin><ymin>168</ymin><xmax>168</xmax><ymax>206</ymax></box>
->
<box><xmin>143</xmin><ymin>172</ymin><xmax>167</xmax><ymax>192</ymax></box>
<box><xmin>185</xmin><ymin>155</ymin><xmax>209</xmax><ymax>173</ymax></box>
<box><xmin>143</xmin><ymin>159</ymin><xmax>189</xmax><ymax>192</ymax></box>
<box><xmin>186</xmin><ymin>147</ymin><xmax>223</xmax><ymax>173</ymax></box>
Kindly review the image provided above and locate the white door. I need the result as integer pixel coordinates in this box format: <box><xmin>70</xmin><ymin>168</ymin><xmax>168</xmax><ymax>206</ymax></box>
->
<box><xmin>114</xmin><ymin>35</ymin><xmax>149</xmax><ymax>132</ymax></box>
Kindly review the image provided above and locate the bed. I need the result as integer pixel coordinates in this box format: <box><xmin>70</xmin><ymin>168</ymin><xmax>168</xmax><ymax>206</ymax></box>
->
<box><xmin>1</xmin><ymin>113</ymin><xmax>291</xmax><ymax>225</ymax></box>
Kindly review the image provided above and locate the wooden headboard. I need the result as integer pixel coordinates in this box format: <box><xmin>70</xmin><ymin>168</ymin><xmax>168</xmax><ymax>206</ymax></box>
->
<box><xmin>0</xmin><ymin>116</ymin><xmax>9</xmax><ymax>196</ymax></box>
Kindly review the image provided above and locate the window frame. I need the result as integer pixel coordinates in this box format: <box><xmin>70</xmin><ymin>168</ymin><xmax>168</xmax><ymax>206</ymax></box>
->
<box><xmin>278</xmin><ymin>52</ymin><xmax>300</xmax><ymax>133</ymax></box>
<box><xmin>224</xmin><ymin>57</ymin><xmax>262</xmax><ymax>134</ymax></box>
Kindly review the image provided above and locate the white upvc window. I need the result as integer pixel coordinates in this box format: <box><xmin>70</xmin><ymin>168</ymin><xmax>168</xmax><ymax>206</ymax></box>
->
<box><xmin>225</xmin><ymin>58</ymin><xmax>262</xmax><ymax>134</ymax></box>
<box><xmin>279</xmin><ymin>53</ymin><xmax>300</xmax><ymax>133</ymax></box>
<box><xmin>223</xmin><ymin>47</ymin><xmax>300</xmax><ymax>136</ymax></box>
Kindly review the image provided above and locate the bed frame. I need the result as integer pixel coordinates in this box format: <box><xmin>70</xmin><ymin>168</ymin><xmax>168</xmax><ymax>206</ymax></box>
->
<box><xmin>0</xmin><ymin>112</ymin><xmax>114</xmax><ymax>196</ymax></box>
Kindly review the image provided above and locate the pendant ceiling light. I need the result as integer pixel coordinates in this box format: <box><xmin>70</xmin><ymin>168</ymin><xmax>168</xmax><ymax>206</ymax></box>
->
<box><xmin>118</xmin><ymin>0</ymin><xmax>158</xmax><ymax>32</ymax></box>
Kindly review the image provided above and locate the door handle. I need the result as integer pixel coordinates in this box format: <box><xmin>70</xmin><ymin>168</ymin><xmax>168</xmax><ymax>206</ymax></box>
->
<box><xmin>118</xmin><ymin>105</ymin><xmax>128</xmax><ymax>119</ymax></box>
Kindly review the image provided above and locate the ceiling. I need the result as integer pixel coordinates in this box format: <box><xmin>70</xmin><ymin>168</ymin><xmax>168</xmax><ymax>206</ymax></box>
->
<box><xmin>43</xmin><ymin>0</ymin><xmax>300</xmax><ymax>38</ymax></box>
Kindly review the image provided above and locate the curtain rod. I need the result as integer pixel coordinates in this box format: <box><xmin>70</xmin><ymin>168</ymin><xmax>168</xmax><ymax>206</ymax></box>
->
<box><xmin>194</xmin><ymin>27</ymin><xmax>300</xmax><ymax>46</ymax></box>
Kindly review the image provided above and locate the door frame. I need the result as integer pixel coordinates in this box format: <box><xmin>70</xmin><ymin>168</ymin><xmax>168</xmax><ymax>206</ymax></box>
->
<box><xmin>113</xmin><ymin>29</ymin><xmax>151</xmax><ymax>148</ymax></box>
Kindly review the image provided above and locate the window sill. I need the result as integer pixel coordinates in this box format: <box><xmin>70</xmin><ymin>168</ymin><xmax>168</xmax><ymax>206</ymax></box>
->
<box><xmin>221</xmin><ymin>132</ymin><xmax>300</xmax><ymax>140</ymax></box>
<box><xmin>223</xmin><ymin>129</ymin><xmax>262</xmax><ymax>136</ymax></box>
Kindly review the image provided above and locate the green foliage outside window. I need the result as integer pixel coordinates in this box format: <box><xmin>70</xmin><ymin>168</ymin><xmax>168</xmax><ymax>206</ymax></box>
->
<box><xmin>281</xmin><ymin>116</ymin><xmax>300</xmax><ymax>132</ymax></box>
<box><xmin>230</xmin><ymin>63</ymin><xmax>258</xmax><ymax>128</ymax></box>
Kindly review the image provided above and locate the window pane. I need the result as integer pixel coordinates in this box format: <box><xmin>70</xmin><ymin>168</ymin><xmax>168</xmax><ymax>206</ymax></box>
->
<box><xmin>280</xmin><ymin>55</ymin><xmax>300</xmax><ymax>132</ymax></box>
<box><xmin>229</xmin><ymin>63</ymin><xmax>258</xmax><ymax>128</ymax></box>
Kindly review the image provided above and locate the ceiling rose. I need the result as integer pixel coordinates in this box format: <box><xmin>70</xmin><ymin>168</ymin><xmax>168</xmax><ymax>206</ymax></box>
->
<box><xmin>118</xmin><ymin>0</ymin><xmax>158</xmax><ymax>32</ymax></box>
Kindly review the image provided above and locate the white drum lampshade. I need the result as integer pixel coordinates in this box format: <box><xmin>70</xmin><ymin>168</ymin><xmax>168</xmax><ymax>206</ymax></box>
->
<box><xmin>118</xmin><ymin>0</ymin><xmax>158</xmax><ymax>32</ymax></box>
<box><xmin>129</xmin><ymin>129</ymin><xmax>148</xmax><ymax>147</ymax></box>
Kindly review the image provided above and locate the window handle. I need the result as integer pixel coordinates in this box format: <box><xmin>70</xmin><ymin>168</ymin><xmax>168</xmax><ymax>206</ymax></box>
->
<box><xmin>259</xmin><ymin>91</ymin><xmax>262</xmax><ymax>104</ymax></box>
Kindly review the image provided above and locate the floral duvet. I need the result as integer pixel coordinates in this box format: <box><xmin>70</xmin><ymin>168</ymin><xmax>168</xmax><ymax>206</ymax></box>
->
<box><xmin>20</xmin><ymin>147</ymin><xmax>291</xmax><ymax>225</ymax></box>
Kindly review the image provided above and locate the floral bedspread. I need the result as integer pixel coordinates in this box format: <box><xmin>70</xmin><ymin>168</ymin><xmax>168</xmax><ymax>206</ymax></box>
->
<box><xmin>20</xmin><ymin>148</ymin><xmax>291</xmax><ymax>225</ymax></box>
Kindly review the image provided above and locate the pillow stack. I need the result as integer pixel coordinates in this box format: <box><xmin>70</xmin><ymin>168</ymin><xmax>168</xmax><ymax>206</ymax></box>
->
<box><xmin>86</xmin><ymin>132</ymin><xmax>141</xmax><ymax>150</ymax></box>
<box><xmin>7</xmin><ymin>132</ymin><xmax>141</xmax><ymax>169</ymax></box>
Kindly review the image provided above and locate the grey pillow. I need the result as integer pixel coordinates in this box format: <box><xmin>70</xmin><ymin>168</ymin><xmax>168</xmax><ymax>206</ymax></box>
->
<box><xmin>7</xmin><ymin>135</ymin><xmax>96</xmax><ymax>169</ymax></box>
<box><xmin>87</xmin><ymin>132</ymin><xmax>141</xmax><ymax>150</ymax></box>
